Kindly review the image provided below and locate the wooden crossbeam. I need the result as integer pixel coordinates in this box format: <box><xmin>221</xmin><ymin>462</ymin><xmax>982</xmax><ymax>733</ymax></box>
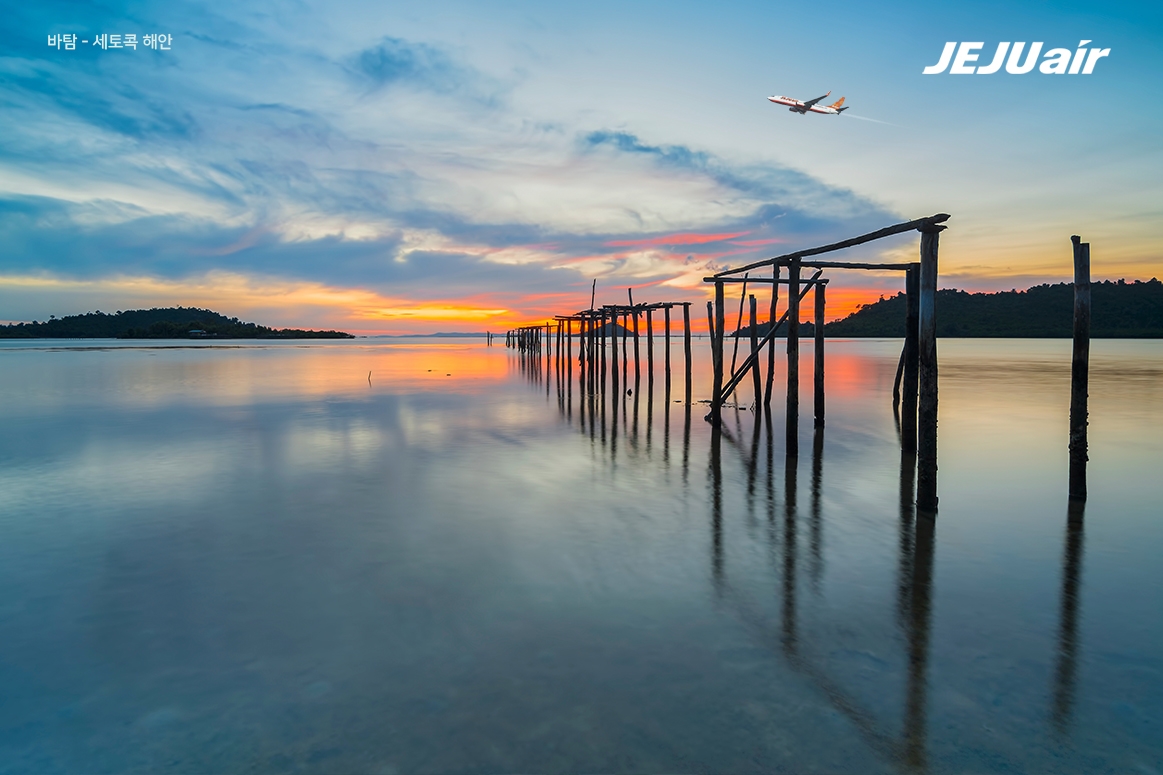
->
<box><xmin>712</xmin><ymin>214</ymin><xmax>950</xmax><ymax>278</ymax></box>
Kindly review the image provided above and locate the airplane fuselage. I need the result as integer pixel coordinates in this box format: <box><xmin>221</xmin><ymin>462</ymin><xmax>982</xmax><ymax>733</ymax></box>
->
<box><xmin>767</xmin><ymin>95</ymin><xmax>845</xmax><ymax>115</ymax></box>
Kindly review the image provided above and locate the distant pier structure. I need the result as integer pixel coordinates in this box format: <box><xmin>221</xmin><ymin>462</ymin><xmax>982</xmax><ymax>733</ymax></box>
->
<box><xmin>506</xmin><ymin>298</ymin><xmax>695</xmax><ymax>406</ymax></box>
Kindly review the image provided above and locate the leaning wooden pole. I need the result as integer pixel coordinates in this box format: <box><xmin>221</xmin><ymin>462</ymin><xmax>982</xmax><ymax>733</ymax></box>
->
<box><xmin>813</xmin><ymin>281</ymin><xmax>825</xmax><ymax>428</ymax></box>
<box><xmin>1069</xmin><ymin>236</ymin><xmax>1091</xmax><ymax>501</ymax></box>
<box><xmin>917</xmin><ymin>226</ymin><xmax>943</xmax><ymax>513</ymax></box>
<box><xmin>683</xmin><ymin>303</ymin><xmax>692</xmax><ymax>405</ymax></box>
<box><xmin>786</xmin><ymin>260</ymin><xmax>801</xmax><ymax>455</ymax></box>
<box><xmin>902</xmin><ymin>265</ymin><xmax>920</xmax><ymax>453</ymax></box>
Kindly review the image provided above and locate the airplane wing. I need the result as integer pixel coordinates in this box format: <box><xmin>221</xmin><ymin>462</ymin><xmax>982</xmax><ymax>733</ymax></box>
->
<box><xmin>801</xmin><ymin>91</ymin><xmax>831</xmax><ymax>108</ymax></box>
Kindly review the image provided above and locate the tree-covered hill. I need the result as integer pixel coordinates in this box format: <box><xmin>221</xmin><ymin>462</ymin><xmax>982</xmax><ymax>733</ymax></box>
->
<box><xmin>733</xmin><ymin>279</ymin><xmax>1163</xmax><ymax>338</ymax></box>
<box><xmin>0</xmin><ymin>307</ymin><xmax>354</xmax><ymax>339</ymax></box>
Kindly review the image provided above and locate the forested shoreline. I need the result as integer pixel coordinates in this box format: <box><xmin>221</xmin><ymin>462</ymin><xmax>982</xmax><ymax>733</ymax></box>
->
<box><xmin>0</xmin><ymin>307</ymin><xmax>354</xmax><ymax>339</ymax></box>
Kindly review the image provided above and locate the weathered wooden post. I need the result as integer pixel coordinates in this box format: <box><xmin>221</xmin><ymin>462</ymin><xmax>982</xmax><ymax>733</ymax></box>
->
<box><xmin>786</xmin><ymin>259</ymin><xmax>801</xmax><ymax>455</ymax></box>
<box><xmin>611</xmin><ymin>310</ymin><xmax>620</xmax><ymax>393</ymax></box>
<box><xmin>749</xmin><ymin>295</ymin><xmax>762</xmax><ymax>407</ymax></box>
<box><xmin>902</xmin><ymin>265</ymin><xmax>920</xmax><ymax>453</ymax></box>
<box><xmin>646</xmin><ymin>308</ymin><xmax>655</xmax><ymax>377</ymax></box>
<box><xmin>565</xmin><ymin>319</ymin><xmax>572</xmax><ymax>374</ymax></box>
<box><xmin>683</xmin><ymin>303</ymin><xmax>692</xmax><ymax>405</ymax></box>
<box><xmin>707</xmin><ymin>300</ymin><xmax>719</xmax><ymax>424</ymax></box>
<box><xmin>630</xmin><ymin>291</ymin><xmax>641</xmax><ymax>384</ymax></box>
<box><xmin>664</xmin><ymin>306</ymin><xmax>672</xmax><ymax>384</ymax></box>
<box><xmin>713</xmin><ymin>282</ymin><xmax>726</xmax><ymax>419</ymax></box>
<box><xmin>589</xmin><ymin>313</ymin><xmax>598</xmax><ymax>392</ymax></box>
<box><xmin>814</xmin><ymin>280</ymin><xmax>825</xmax><ymax>428</ymax></box>
<box><xmin>599</xmin><ymin>310</ymin><xmax>607</xmax><ymax>392</ymax></box>
<box><xmin>764</xmin><ymin>264</ymin><xmax>780</xmax><ymax>411</ymax></box>
<box><xmin>1069</xmin><ymin>236</ymin><xmax>1091</xmax><ymax>501</ymax></box>
<box><xmin>917</xmin><ymin>226</ymin><xmax>943</xmax><ymax>513</ymax></box>
<box><xmin>621</xmin><ymin>310</ymin><xmax>629</xmax><ymax>373</ymax></box>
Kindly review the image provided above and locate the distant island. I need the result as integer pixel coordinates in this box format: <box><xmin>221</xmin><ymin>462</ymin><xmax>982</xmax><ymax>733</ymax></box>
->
<box><xmin>0</xmin><ymin>307</ymin><xmax>354</xmax><ymax>339</ymax></box>
<box><xmin>734</xmin><ymin>279</ymin><xmax>1163</xmax><ymax>338</ymax></box>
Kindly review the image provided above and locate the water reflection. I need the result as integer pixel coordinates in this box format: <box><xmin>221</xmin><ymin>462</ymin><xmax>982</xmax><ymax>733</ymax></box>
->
<box><xmin>523</xmin><ymin>340</ymin><xmax>953</xmax><ymax>772</ymax></box>
<box><xmin>1052</xmin><ymin>500</ymin><xmax>1085</xmax><ymax>733</ymax></box>
<box><xmin>2</xmin><ymin>339</ymin><xmax>1157</xmax><ymax>772</ymax></box>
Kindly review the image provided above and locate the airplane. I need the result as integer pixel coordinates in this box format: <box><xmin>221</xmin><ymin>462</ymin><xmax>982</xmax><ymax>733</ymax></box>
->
<box><xmin>768</xmin><ymin>91</ymin><xmax>848</xmax><ymax>115</ymax></box>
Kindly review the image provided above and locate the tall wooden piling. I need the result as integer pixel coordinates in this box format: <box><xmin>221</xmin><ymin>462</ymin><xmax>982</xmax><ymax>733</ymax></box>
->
<box><xmin>786</xmin><ymin>260</ymin><xmax>801</xmax><ymax>455</ymax></box>
<box><xmin>646</xmin><ymin>308</ymin><xmax>655</xmax><ymax>378</ymax></box>
<box><xmin>749</xmin><ymin>295</ymin><xmax>762</xmax><ymax>407</ymax></box>
<box><xmin>917</xmin><ymin>227</ymin><xmax>942</xmax><ymax>513</ymax></box>
<box><xmin>611</xmin><ymin>310</ymin><xmax>620</xmax><ymax>392</ymax></box>
<box><xmin>715</xmin><ymin>283</ymin><xmax>726</xmax><ymax>420</ymax></box>
<box><xmin>1069</xmin><ymin>236</ymin><xmax>1091</xmax><ymax>501</ymax></box>
<box><xmin>631</xmin><ymin>293</ymin><xmax>641</xmax><ymax>384</ymax></box>
<box><xmin>764</xmin><ymin>265</ymin><xmax>780</xmax><ymax>411</ymax></box>
<box><xmin>664</xmin><ymin>306</ymin><xmax>672</xmax><ymax>396</ymax></box>
<box><xmin>683</xmin><ymin>303</ymin><xmax>692</xmax><ymax>405</ymax></box>
<box><xmin>599</xmin><ymin>310</ymin><xmax>607</xmax><ymax>392</ymax></box>
<box><xmin>708</xmin><ymin>294</ymin><xmax>721</xmax><ymax>423</ymax></box>
<box><xmin>902</xmin><ymin>265</ymin><xmax>920</xmax><ymax>453</ymax></box>
<box><xmin>814</xmin><ymin>281</ymin><xmax>825</xmax><ymax>428</ymax></box>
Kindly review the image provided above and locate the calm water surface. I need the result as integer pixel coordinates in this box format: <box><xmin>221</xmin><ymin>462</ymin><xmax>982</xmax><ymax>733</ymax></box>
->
<box><xmin>1</xmin><ymin>337</ymin><xmax>1160</xmax><ymax>774</ymax></box>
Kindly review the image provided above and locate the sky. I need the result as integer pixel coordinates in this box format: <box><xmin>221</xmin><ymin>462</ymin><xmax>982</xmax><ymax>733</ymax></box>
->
<box><xmin>2</xmin><ymin>0</ymin><xmax>1160</xmax><ymax>333</ymax></box>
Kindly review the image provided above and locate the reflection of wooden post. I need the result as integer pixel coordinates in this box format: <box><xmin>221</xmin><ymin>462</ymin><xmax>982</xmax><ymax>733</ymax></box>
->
<box><xmin>1069</xmin><ymin>236</ymin><xmax>1091</xmax><ymax>501</ymax></box>
<box><xmin>764</xmin><ymin>264</ymin><xmax>780</xmax><ymax>411</ymax></box>
<box><xmin>904</xmin><ymin>513</ymin><xmax>935</xmax><ymax>770</ymax></box>
<box><xmin>902</xmin><ymin>265</ymin><xmax>920</xmax><ymax>453</ymax></box>
<box><xmin>683</xmin><ymin>303</ymin><xmax>692</xmax><ymax>404</ymax></box>
<box><xmin>786</xmin><ymin>260</ymin><xmax>801</xmax><ymax>455</ymax></box>
<box><xmin>749</xmin><ymin>295</ymin><xmax>762</xmax><ymax>406</ymax></box>
<box><xmin>1052</xmin><ymin>499</ymin><xmax>1085</xmax><ymax>731</ymax></box>
<box><xmin>917</xmin><ymin>227</ymin><xmax>942</xmax><ymax>513</ymax></box>
<box><xmin>814</xmin><ymin>281</ymin><xmax>825</xmax><ymax>428</ymax></box>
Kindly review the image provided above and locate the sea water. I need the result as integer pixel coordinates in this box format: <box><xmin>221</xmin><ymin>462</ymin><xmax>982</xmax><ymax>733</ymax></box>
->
<box><xmin>0</xmin><ymin>338</ymin><xmax>1160</xmax><ymax>773</ymax></box>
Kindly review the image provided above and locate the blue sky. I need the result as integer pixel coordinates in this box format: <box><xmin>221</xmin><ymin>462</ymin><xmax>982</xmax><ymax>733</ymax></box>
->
<box><xmin>2</xmin><ymin>0</ymin><xmax>1160</xmax><ymax>331</ymax></box>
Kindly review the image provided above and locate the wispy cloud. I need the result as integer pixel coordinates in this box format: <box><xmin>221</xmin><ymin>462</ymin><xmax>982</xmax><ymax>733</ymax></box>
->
<box><xmin>0</xmin><ymin>5</ymin><xmax>907</xmax><ymax>331</ymax></box>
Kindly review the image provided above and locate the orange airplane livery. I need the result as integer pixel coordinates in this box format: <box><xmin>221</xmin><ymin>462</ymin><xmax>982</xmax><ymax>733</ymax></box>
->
<box><xmin>767</xmin><ymin>91</ymin><xmax>848</xmax><ymax>115</ymax></box>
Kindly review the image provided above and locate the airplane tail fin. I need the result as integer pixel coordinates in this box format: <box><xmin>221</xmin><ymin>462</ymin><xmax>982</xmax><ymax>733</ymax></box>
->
<box><xmin>829</xmin><ymin>96</ymin><xmax>846</xmax><ymax>109</ymax></box>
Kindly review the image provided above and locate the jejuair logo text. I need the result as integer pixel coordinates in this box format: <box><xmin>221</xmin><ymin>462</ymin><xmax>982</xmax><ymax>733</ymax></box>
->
<box><xmin>923</xmin><ymin>41</ymin><xmax>1110</xmax><ymax>74</ymax></box>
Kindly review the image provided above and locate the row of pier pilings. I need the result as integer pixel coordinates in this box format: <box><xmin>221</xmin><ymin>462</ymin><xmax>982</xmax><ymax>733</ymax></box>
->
<box><xmin>502</xmin><ymin>216</ymin><xmax>1093</xmax><ymax>518</ymax></box>
<box><xmin>506</xmin><ymin>299</ymin><xmax>697</xmax><ymax>406</ymax></box>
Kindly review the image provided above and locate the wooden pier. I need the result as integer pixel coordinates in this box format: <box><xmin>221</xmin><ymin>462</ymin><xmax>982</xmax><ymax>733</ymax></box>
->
<box><xmin>505</xmin><ymin>215</ymin><xmax>1103</xmax><ymax>516</ymax></box>
<box><xmin>704</xmin><ymin>213</ymin><xmax>950</xmax><ymax>512</ymax></box>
